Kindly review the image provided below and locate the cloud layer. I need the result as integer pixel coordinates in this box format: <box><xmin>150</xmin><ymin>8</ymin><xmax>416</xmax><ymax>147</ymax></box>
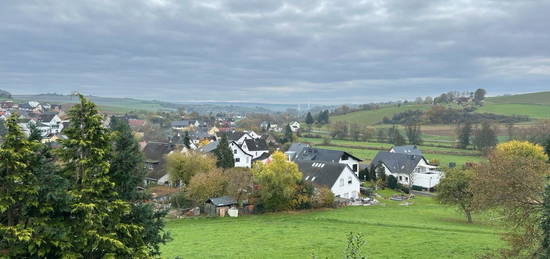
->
<box><xmin>1</xmin><ymin>0</ymin><xmax>549</xmax><ymax>103</ymax></box>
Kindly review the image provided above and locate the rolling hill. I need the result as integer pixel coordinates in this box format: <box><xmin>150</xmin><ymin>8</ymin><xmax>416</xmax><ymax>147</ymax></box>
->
<box><xmin>329</xmin><ymin>104</ymin><xmax>432</xmax><ymax>126</ymax></box>
<box><xmin>487</xmin><ymin>91</ymin><xmax>550</xmax><ymax>105</ymax></box>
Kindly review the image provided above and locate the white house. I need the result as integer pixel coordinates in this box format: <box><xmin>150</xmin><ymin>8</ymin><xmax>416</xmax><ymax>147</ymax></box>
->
<box><xmin>296</xmin><ymin>161</ymin><xmax>361</xmax><ymax>199</ymax></box>
<box><xmin>289</xmin><ymin>121</ymin><xmax>301</xmax><ymax>132</ymax></box>
<box><xmin>36</xmin><ymin>113</ymin><xmax>63</xmax><ymax>137</ymax></box>
<box><xmin>370</xmin><ymin>151</ymin><xmax>443</xmax><ymax>190</ymax></box>
<box><xmin>230</xmin><ymin>141</ymin><xmax>253</xmax><ymax>168</ymax></box>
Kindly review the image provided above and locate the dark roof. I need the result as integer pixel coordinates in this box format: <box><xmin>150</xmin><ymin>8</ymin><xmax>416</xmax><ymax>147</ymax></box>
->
<box><xmin>252</xmin><ymin>152</ymin><xmax>271</xmax><ymax>162</ymax></box>
<box><xmin>244</xmin><ymin>138</ymin><xmax>268</xmax><ymax>151</ymax></box>
<box><xmin>222</xmin><ymin>131</ymin><xmax>248</xmax><ymax>142</ymax></box>
<box><xmin>370</xmin><ymin>152</ymin><xmax>426</xmax><ymax>175</ymax></box>
<box><xmin>206</xmin><ymin>196</ymin><xmax>237</xmax><ymax>207</ymax></box>
<box><xmin>296</xmin><ymin>161</ymin><xmax>349</xmax><ymax>188</ymax></box>
<box><xmin>143</xmin><ymin>142</ymin><xmax>173</xmax><ymax>163</ymax></box>
<box><xmin>38</xmin><ymin>113</ymin><xmax>57</xmax><ymax>123</ymax></box>
<box><xmin>391</xmin><ymin>145</ymin><xmax>423</xmax><ymax>156</ymax></box>
<box><xmin>287</xmin><ymin>143</ymin><xmax>310</xmax><ymax>153</ymax></box>
<box><xmin>171</xmin><ymin>120</ymin><xmax>196</xmax><ymax>127</ymax></box>
<box><xmin>197</xmin><ymin>141</ymin><xmax>219</xmax><ymax>153</ymax></box>
<box><xmin>294</xmin><ymin>147</ymin><xmax>362</xmax><ymax>163</ymax></box>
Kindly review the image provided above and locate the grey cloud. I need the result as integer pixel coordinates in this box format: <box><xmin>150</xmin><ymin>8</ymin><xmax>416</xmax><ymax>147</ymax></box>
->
<box><xmin>0</xmin><ymin>0</ymin><xmax>549</xmax><ymax>104</ymax></box>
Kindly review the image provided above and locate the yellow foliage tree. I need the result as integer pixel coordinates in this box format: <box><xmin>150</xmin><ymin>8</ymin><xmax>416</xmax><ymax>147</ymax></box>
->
<box><xmin>166</xmin><ymin>151</ymin><xmax>216</xmax><ymax>185</ymax></box>
<box><xmin>186</xmin><ymin>169</ymin><xmax>229</xmax><ymax>204</ymax></box>
<box><xmin>252</xmin><ymin>152</ymin><xmax>302</xmax><ymax>212</ymax></box>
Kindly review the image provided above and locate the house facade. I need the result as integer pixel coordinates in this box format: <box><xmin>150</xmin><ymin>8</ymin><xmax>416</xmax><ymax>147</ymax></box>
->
<box><xmin>288</xmin><ymin>143</ymin><xmax>362</xmax><ymax>175</ymax></box>
<box><xmin>296</xmin><ymin>161</ymin><xmax>360</xmax><ymax>199</ymax></box>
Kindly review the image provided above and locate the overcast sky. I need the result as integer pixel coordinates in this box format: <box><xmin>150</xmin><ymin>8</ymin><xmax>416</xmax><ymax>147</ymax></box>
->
<box><xmin>0</xmin><ymin>0</ymin><xmax>549</xmax><ymax>104</ymax></box>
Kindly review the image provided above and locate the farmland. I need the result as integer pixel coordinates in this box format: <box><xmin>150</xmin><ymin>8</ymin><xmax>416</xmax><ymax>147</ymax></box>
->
<box><xmin>161</xmin><ymin>195</ymin><xmax>503</xmax><ymax>258</ymax></box>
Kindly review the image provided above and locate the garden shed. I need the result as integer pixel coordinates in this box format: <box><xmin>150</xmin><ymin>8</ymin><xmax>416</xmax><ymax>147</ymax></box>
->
<box><xmin>204</xmin><ymin>196</ymin><xmax>237</xmax><ymax>217</ymax></box>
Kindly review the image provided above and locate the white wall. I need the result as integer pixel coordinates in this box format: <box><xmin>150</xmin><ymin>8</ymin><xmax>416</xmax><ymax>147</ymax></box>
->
<box><xmin>384</xmin><ymin>160</ymin><xmax>443</xmax><ymax>189</ymax></box>
<box><xmin>339</xmin><ymin>157</ymin><xmax>360</xmax><ymax>175</ymax></box>
<box><xmin>330</xmin><ymin>166</ymin><xmax>361</xmax><ymax>199</ymax></box>
<box><xmin>230</xmin><ymin>142</ymin><xmax>252</xmax><ymax>168</ymax></box>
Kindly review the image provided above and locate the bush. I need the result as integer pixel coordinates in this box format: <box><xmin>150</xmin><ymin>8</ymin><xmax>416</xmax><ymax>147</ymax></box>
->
<box><xmin>313</xmin><ymin>186</ymin><xmax>335</xmax><ymax>208</ymax></box>
<box><xmin>400</xmin><ymin>186</ymin><xmax>410</xmax><ymax>194</ymax></box>
<box><xmin>322</xmin><ymin>136</ymin><xmax>332</xmax><ymax>145</ymax></box>
<box><xmin>387</xmin><ymin>175</ymin><xmax>398</xmax><ymax>189</ymax></box>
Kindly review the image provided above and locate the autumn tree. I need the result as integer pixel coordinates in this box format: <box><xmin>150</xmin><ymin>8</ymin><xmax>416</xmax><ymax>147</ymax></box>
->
<box><xmin>214</xmin><ymin>134</ymin><xmax>234</xmax><ymax>168</ymax></box>
<box><xmin>224</xmin><ymin>168</ymin><xmax>254</xmax><ymax>204</ymax></box>
<box><xmin>473</xmin><ymin>88</ymin><xmax>486</xmax><ymax>105</ymax></box>
<box><xmin>388</xmin><ymin>125</ymin><xmax>406</xmax><ymax>146</ymax></box>
<box><xmin>252</xmin><ymin>152</ymin><xmax>302</xmax><ymax>212</ymax></box>
<box><xmin>473</xmin><ymin>121</ymin><xmax>497</xmax><ymax>154</ymax></box>
<box><xmin>349</xmin><ymin>123</ymin><xmax>361</xmax><ymax>141</ymax></box>
<box><xmin>166</xmin><ymin>151</ymin><xmax>217</xmax><ymax>186</ymax></box>
<box><xmin>186</xmin><ymin>169</ymin><xmax>229</xmax><ymax>204</ymax></box>
<box><xmin>330</xmin><ymin>121</ymin><xmax>349</xmax><ymax>139</ymax></box>
<box><xmin>471</xmin><ymin>141</ymin><xmax>550</xmax><ymax>257</ymax></box>
<box><xmin>436</xmin><ymin>168</ymin><xmax>475</xmax><ymax>223</ymax></box>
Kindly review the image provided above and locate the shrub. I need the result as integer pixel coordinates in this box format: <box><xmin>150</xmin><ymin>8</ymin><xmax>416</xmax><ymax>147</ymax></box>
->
<box><xmin>313</xmin><ymin>186</ymin><xmax>335</xmax><ymax>208</ymax></box>
<box><xmin>400</xmin><ymin>186</ymin><xmax>410</xmax><ymax>194</ymax></box>
<box><xmin>387</xmin><ymin>175</ymin><xmax>398</xmax><ymax>189</ymax></box>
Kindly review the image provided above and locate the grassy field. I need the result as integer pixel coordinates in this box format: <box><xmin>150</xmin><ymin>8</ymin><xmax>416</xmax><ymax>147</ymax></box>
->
<box><xmin>161</xmin><ymin>196</ymin><xmax>503</xmax><ymax>258</ymax></box>
<box><xmin>477</xmin><ymin>103</ymin><xmax>550</xmax><ymax>120</ymax></box>
<box><xmin>487</xmin><ymin>91</ymin><xmax>550</xmax><ymax>105</ymax></box>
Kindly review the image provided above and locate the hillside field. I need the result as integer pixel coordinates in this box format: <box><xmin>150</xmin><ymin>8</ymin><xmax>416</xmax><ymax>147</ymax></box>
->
<box><xmin>161</xmin><ymin>195</ymin><xmax>503</xmax><ymax>258</ymax></box>
<box><xmin>487</xmin><ymin>91</ymin><xmax>550</xmax><ymax>105</ymax></box>
<box><xmin>329</xmin><ymin>104</ymin><xmax>432</xmax><ymax>126</ymax></box>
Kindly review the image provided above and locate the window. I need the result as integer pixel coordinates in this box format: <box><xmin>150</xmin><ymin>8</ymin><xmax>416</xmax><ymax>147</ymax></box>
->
<box><xmin>348</xmin><ymin>177</ymin><xmax>352</xmax><ymax>184</ymax></box>
<box><xmin>146</xmin><ymin>163</ymin><xmax>153</xmax><ymax>170</ymax></box>
<box><xmin>405</xmin><ymin>177</ymin><xmax>409</xmax><ymax>182</ymax></box>
<box><xmin>340</xmin><ymin>178</ymin><xmax>344</xmax><ymax>187</ymax></box>
<box><xmin>399</xmin><ymin>176</ymin><xmax>402</xmax><ymax>181</ymax></box>
<box><xmin>235</xmin><ymin>158</ymin><xmax>240</xmax><ymax>162</ymax></box>
<box><xmin>352</xmin><ymin>164</ymin><xmax>358</xmax><ymax>172</ymax></box>
<box><xmin>234</xmin><ymin>149</ymin><xmax>237</xmax><ymax>154</ymax></box>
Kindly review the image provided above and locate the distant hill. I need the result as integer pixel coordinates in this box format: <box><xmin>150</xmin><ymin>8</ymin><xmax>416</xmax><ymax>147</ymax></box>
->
<box><xmin>0</xmin><ymin>89</ymin><xmax>12</xmax><ymax>99</ymax></box>
<box><xmin>487</xmin><ymin>91</ymin><xmax>550</xmax><ymax>105</ymax></box>
<box><xmin>329</xmin><ymin>104</ymin><xmax>432</xmax><ymax>126</ymax></box>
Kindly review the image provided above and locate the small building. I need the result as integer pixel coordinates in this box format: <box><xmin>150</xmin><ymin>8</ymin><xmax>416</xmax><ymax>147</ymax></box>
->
<box><xmin>205</xmin><ymin>196</ymin><xmax>238</xmax><ymax>217</ymax></box>
<box><xmin>289</xmin><ymin>121</ymin><xmax>301</xmax><ymax>132</ymax></box>
<box><xmin>296</xmin><ymin>161</ymin><xmax>361</xmax><ymax>199</ymax></box>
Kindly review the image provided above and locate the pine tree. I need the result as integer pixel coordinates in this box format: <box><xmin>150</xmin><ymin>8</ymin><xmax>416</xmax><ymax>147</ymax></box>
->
<box><xmin>110</xmin><ymin>116</ymin><xmax>170</xmax><ymax>256</ymax></box>
<box><xmin>457</xmin><ymin>121</ymin><xmax>472</xmax><ymax>149</ymax></box>
<box><xmin>0</xmin><ymin>114</ymin><xmax>39</xmax><ymax>256</ymax></box>
<box><xmin>284</xmin><ymin>124</ymin><xmax>294</xmax><ymax>143</ymax></box>
<box><xmin>305</xmin><ymin>112</ymin><xmax>314</xmax><ymax>125</ymax></box>
<box><xmin>28</xmin><ymin>123</ymin><xmax>42</xmax><ymax>142</ymax></box>
<box><xmin>214</xmin><ymin>134</ymin><xmax>234</xmax><ymax>168</ymax></box>
<box><xmin>59</xmin><ymin>95</ymin><xmax>148</xmax><ymax>257</ymax></box>
<box><xmin>473</xmin><ymin>121</ymin><xmax>497</xmax><ymax>154</ymax></box>
<box><xmin>406</xmin><ymin>123</ymin><xmax>422</xmax><ymax>145</ymax></box>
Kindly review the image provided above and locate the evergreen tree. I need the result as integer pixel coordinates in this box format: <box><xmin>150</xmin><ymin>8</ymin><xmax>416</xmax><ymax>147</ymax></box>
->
<box><xmin>457</xmin><ymin>121</ymin><xmax>472</xmax><ymax>149</ymax></box>
<box><xmin>183</xmin><ymin>131</ymin><xmax>191</xmax><ymax>148</ymax></box>
<box><xmin>0</xmin><ymin>114</ymin><xmax>39</xmax><ymax>256</ymax></box>
<box><xmin>284</xmin><ymin>124</ymin><xmax>294</xmax><ymax>143</ymax></box>
<box><xmin>305</xmin><ymin>112</ymin><xmax>314</xmax><ymax>125</ymax></box>
<box><xmin>389</xmin><ymin>125</ymin><xmax>406</xmax><ymax>146</ymax></box>
<box><xmin>59</xmin><ymin>95</ymin><xmax>148</xmax><ymax>257</ymax></box>
<box><xmin>110</xmin><ymin>116</ymin><xmax>170</xmax><ymax>256</ymax></box>
<box><xmin>28</xmin><ymin>122</ymin><xmax>42</xmax><ymax>142</ymax></box>
<box><xmin>405</xmin><ymin>123</ymin><xmax>422</xmax><ymax>145</ymax></box>
<box><xmin>214</xmin><ymin>134</ymin><xmax>234</xmax><ymax>168</ymax></box>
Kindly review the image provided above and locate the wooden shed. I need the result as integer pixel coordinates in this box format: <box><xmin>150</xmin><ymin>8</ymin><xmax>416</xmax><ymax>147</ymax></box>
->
<box><xmin>204</xmin><ymin>196</ymin><xmax>238</xmax><ymax>217</ymax></box>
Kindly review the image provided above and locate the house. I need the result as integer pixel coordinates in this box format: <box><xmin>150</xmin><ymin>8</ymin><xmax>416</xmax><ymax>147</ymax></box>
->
<box><xmin>171</xmin><ymin>120</ymin><xmax>199</xmax><ymax>130</ymax></box>
<box><xmin>197</xmin><ymin>140</ymin><xmax>253</xmax><ymax>168</ymax></box>
<box><xmin>143</xmin><ymin>142</ymin><xmax>175</xmax><ymax>185</ymax></box>
<box><xmin>204</xmin><ymin>196</ymin><xmax>238</xmax><ymax>217</ymax></box>
<box><xmin>241</xmin><ymin>138</ymin><xmax>269</xmax><ymax>159</ymax></box>
<box><xmin>285</xmin><ymin>143</ymin><xmax>310</xmax><ymax>161</ymax></box>
<box><xmin>36</xmin><ymin>113</ymin><xmax>63</xmax><ymax>137</ymax></box>
<box><xmin>289</xmin><ymin>121</ymin><xmax>301</xmax><ymax>132</ymax></box>
<box><xmin>296</xmin><ymin>161</ymin><xmax>360</xmax><ymax>199</ymax></box>
<box><xmin>370</xmin><ymin>151</ymin><xmax>443</xmax><ymax>190</ymax></box>
<box><xmin>223</xmin><ymin>131</ymin><xmax>253</xmax><ymax>145</ymax></box>
<box><xmin>288</xmin><ymin>143</ymin><xmax>362</xmax><ymax>175</ymax></box>
<box><xmin>128</xmin><ymin>119</ymin><xmax>146</xmax><ymax>128</ymax></box>
<box><xmin>389</xmin><ymin>145</ymin><xmax>423</xmax><ymax>156</ymax></box>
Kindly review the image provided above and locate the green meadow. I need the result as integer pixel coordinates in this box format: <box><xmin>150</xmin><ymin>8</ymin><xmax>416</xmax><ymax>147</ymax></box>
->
<box><xmin>161</xmin><ymin>196</ymin><xmax>503</xmax><ymax>258</ymax></box>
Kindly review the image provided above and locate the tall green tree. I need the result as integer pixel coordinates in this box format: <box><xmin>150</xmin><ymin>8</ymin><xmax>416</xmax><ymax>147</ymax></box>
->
<box><xmin>405</xmin><ymin>123</ymin><xmax>422</xmax><ymax>145</ymax></box>
<box><xmin>284</xmin><ymin>124</ymin><xmax>294</xmax><ymax>143</ymax></box>
<box><xmin>60</xmin><ymin>95</ymin><xmax>148</xmax><ymax>257</ymax></box>
<box><xmin>305</xmin><ymin>112</ymin><xmax>314</xmax><ymax>125</ymax></box>
<box><xmin>473</xmin><ymin>121</ymin><xmax>498</xmax><ymax>154</ymax></box>
<box><xmin>436</xmin><ymin>168</ymin><xmax>475</xmax><ymax>223</ymax></box>
<box><xmin>457</xmin><ymin>121</ymin><xmax>472</xmax><ymax>149</ymax></box>
<box><xmin>110</xmin><ymin>117</ymin><xmax>170</xmax><ymax>256</ymax></box>
<box><xmin>0</xmin><ymin>114</ymin><xmax>39</xmax><ymax>256</ymax></box>
<box><xmin>473</xmin><ymin>88</ymin><xmax>486</xmax><ymax>105</ymax></box>
<box><xmin>214</xmin><ymin>134</ymin><xmax>234</xmax><ymax>168</ymax></box>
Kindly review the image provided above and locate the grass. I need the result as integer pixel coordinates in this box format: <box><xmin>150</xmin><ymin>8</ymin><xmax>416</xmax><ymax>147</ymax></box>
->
<box><xmin>161</xmin><ymin>197</ymin><xmax>503</xmax><ymax>258</ymax></box>
<box><xmin>477</xmin><ymin>103</ymin><xmax>550</xmax><ymax>120</ymax></box>
<box><xmin>488</xmin><ymin>91</ymin><xmax>550</xmax><ymax>105</ymax></box>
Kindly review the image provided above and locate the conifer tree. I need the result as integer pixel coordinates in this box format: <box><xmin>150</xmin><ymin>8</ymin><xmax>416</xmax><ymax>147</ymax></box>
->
<box><xmin>60</xmin><ymin>95</ymin><xmax>148</xmax><ymax>257</ymax></box>
<box><xmin>214</xmin><ymin>134</ymin><xmax>234</xmax><ymax>168</ymax></box>
<box><xmin>284</xmin><ymin>124</ymin><xmax>294</xmax><ymax>143</ymax></box>
<box><xmin>457</xmin><ymin>121</ymin><xmax>472</xmax><ymax>149</ymax></box>
<box><xmin>305</xmin><ymin>112</ymin><xmax>314</xmax><ymax>125</ymax></box>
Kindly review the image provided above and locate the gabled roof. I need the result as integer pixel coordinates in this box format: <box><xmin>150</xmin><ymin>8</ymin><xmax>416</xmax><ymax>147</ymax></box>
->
<box><xmin>37</xmin><ymin>113</ymin><xmax>57</xmax><ymax>123</ymax></box>
<box><xmin>171</xmin><ymin>120</ymin><xmax>196</xmax><ymax>127</ymax></box>
<box><xmin>294</xmin><ymin>147</ymin><xmax>362</xmax><ymax>163</ymax></box>
<box><xmin>206</xmin><ymin>196</ymin><xmax>237</xmax><ymax>207</ymax></box>
<box><xmin>370</xmin><ymin>151</ymin><xmax>426</xmax><ymax>175</ymax></box>
<box><xmin>391</xmin><ymin>145</ymin><xmax>423</xmax><ymax>156</ymax></box>
<box><xmin>197</xmin><ymin>141</ymin><xmax>219</xmax><ymax>153</ymax></box>
<box><xmin>222</xmin><ymin>131</ymin><xmax>248</xmax><ymax>142</ymax></box>
<box><xmin>243</xmin><ymin>138</ymin><xmax>268</xmax><ymax>151</ymax></box>
<box><xmin>286</xmin><ymin>143</ymin><xmax>310</xmax><ymax>153</ymax></box>
<box><xmin>252</xmin><ymin>152</ymin><xmax>271</xmax><ymax>162</ymax></box>
<box><xmin>296</xmin><ymin>161</ymin><xmax>351</xmax><ymax>188</ymax></box>
<box><xmin>143</xmin><ymin>142</ymin><xmax>173</xmax><ymax>163</ymax></box>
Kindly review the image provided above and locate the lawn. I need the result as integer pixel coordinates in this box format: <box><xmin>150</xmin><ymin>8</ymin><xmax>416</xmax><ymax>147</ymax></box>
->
<box><xmin>330</xmin><ymin>104</ymin><xmax>432</xmax><ymax>126</ymax></box>
<box><xmin>161</xmin><ymin>197</ymin><xmax>503</xmax><ymax>258</ymax></box>
<box><xmin>477</xmin><ymin>103</ymin><xmax>550</xmax><ymax>120</ymax></box>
